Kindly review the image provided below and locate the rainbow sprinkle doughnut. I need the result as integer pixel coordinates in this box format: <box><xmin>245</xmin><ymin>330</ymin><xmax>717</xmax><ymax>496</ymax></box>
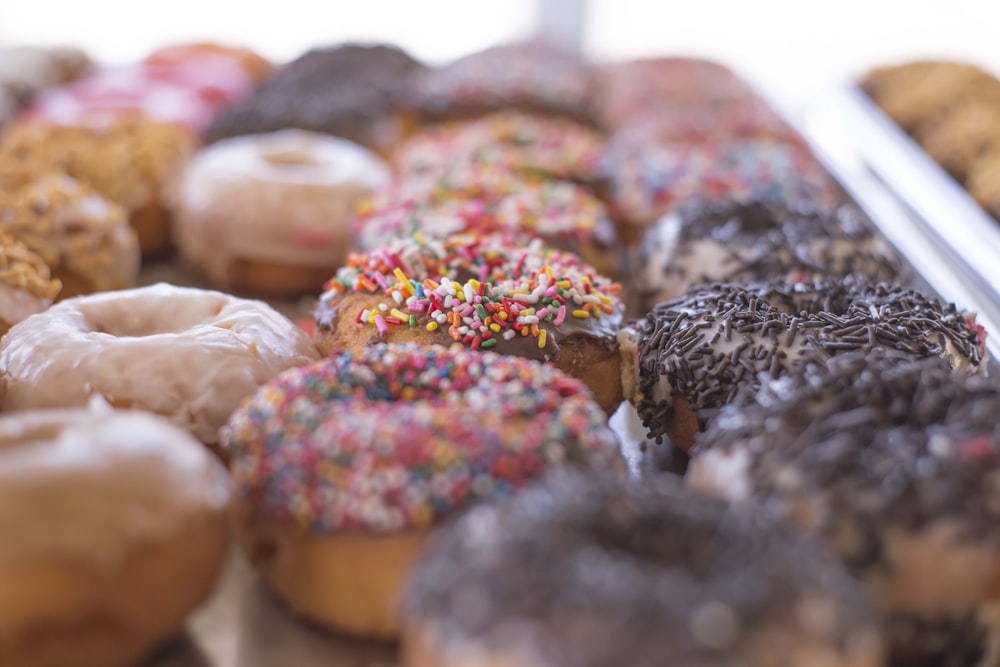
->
<box><xmin>223</xmin><ymin>343</ymin><xmax>621</xmax><ymax>533</ymax></box>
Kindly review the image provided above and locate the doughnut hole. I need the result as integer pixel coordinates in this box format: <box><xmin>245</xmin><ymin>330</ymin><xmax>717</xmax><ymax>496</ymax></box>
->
<box><xmin>77</xmin><ymin>295</ymin><xmax>228</xmax><ymax>337</ymax></box>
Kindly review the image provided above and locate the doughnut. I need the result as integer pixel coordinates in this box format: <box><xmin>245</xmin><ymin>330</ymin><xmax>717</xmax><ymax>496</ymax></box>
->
<box><xmin>402</xmin><ymin>471</ymin><xmax>883</xmax><ymax>667</ymax></box>
<box><xmin>393</xmin><ymin>110</ymin><xmax>605</xmax><ymax>185</ymax></box>
<box><xmin>598</xmin><ymin>57</ymin><xmax>757</xmax><ymax>129</ymax></box>
<box><xmin>223</xmin><ymin>343</ymin><xmax>621</xmax><ymax>639</ymax></box>
<box><xmin>174</xmin><ymin>129</ymin><xmax>392</xmax><ymax>295</ymax></box>
<box><xmin>968</xmin><ymin>152</ymin><xmax>1000</xmax><ymax>221</ymax></box>
<box><xmin>205</xmin><ymin>44</ymin><xmax>423</xmax><ymax>155</ymax></box>
<box><xmin>0</xmin><ymin>232</ymin><xmax>60</xmax><ymax>334</ymax></box>
<box><xmin>0</xmin><ymin>119</ymin><xmax>198</xmax><ymax>256</ymax></box>
<box><xmin>916</xmin><ymin>99</ymin><xmax>1000</xmax><ymax>183</ymax></box>
<box><xmin>352</xmin><ymin>165</ymin><xmax>619</xmax><ymax>278</ymax></box>
<box><xmin>689</xmin><ymin>348</ymin><xmax>1000</xmax><ymax>663</ymax></box>
<box><xmin>144</xmin><ymin>42</ymin><xmax>274</xmax><ymax>83</ymax></box>
<box><xmin>606</xmin><ymin>139</ymin><xmax>847</xmax><ymax>232</ymax></box>
<box><xmin>0</xmin><ymin>401</ymin><xmax>230</xmax><ymax>667</ymax></box>
<box><xmin>632</xmin><ymin>198</ymin><xmax>902</xmax><ymax>312</ymax></box>
<box><xmin>619</xmin><ymin>279</ymin><xmax>987</xmax><ymax>450</ymax></box>
<box><xmin>0</xmin><ymin>172</ymin><xmax>138</xmax><ymax>298</ymax></box>
<box><xmin>315</xmin><ymin>232</ymin><xmax>625</xmax><ymax>415</ymax></box>
<box><xmin>400</xmin><ymin>41</ymin><xmax>598</xmax><ymax>127</ymax></box>
<box><xmin>0</xmin><ymin>46</ymin><xmax>89</xmax><ymax>126</ymax></box>
<box><xmin>0</xmin><ymin>283</ymin><xmax>320</xmax><ymax>446</ymax></box>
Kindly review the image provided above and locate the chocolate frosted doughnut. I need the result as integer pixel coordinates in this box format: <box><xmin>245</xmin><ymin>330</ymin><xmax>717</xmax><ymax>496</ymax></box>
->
<box><xmin>400</xmin><ymin>41</ymin><xmax>598</xmax><ymax>126</ymax></box>
<box><xmin>619</xmin><ymin>279</ymin><xmax>987</xmax><ymax>449</ymax></box>
<box><xmin>632</xmin><ymin>198</ymin><xmax>902</xmax><ymax>311</ymax></box>
<box><xmin>205</xmin><ymin>44</ymin><xmax>423</xmax><ymax>154</ymax></box>
<box><xmin>402</xmin><ymin>471</ymin><xmax>883</xmax><ymax>667</ymax></box>
<box><xmin>690</xmin><ymin>349</ymin><xmax>1000</xmax><ymax>664</ymax></box>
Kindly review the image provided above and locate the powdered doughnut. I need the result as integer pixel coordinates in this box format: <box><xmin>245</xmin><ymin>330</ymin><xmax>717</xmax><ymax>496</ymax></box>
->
<box><xmin>0</xmin><ymin>283</ymin><xmax>320</xmax><ymax>445</ymax></box>
<box><xmin>632</xmin><ymin>198</ymin><xmax>902</xmax><ymax>311</ymax></box>
<box><xmin>223</xmin><ymin>343</ymin><xmax>621</xmax><ymax>639</ymax></box>
<box><xmin>690</xmin><ymin>348</ymin><xmax>1000</xmax><ymax>663</ymax></box>
<box><xmin>175</xmin><ymin>129</ymin><xmax>391</xmax><ymax>295</ymax></box>
<box><xmin>403</xmin><ymin>471</ymin><xmax>883</xmax><ymax>667</ymax></box>
<box><xmin>620</xmin><ymin>279</ymin><xmax>987</xmax><ymax>450</ymax></box>
<box><xmin>315</xmin><ymin>233</ymin><xmax>624</xmax><ymax>414</ymax></box>
<box><xmin>0</xmin><ymin>401</ymin><xmax>230</xmax><ymax>667</ymax></box>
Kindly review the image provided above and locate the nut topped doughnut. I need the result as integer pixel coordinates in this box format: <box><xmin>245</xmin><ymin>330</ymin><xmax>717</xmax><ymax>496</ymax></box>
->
<box><xmin>633</xmin><ymin>198</ymin><xmax>902</xmax><ymax>310</ymax></box>
<box><xmin>0</xmin><ymin>283</ymin><xmax>320</xmax><ymax>445</ymax></box>
<box><xmin>393</xmin><ymin>110</ymin><xmax>605</xmax><ymax>185</ymax></box>
<box><xmin>689</xmin><ymin>349</ymin><xmax>1000</xmax><ymax>663</ymax></box>
<box><xmin>620</xmin><ymin>279</ymin><xmax>987</xmax><ymax>449</ymax></box>
<box><xmin>315</xmin><ymin>233</ymin><xmax>624</xmax><ymax>414</ymax></box>
<box><xmin>0</xmin><ymin>402</ymin><xmax>230</xmax><ymax>667</ymax></box>
<box><xmin>224</xmin><ymin>343</ymin><xmax>621</xmax><ymax>638</ymax></box>
<box><xmin>402</xmin><ymin>471</ymin><xmax>883</xmax><ymax>667</ymax></box>
<box><xmin>0</xmin><ymin>232</ymin><xmax>60</xmax><ymax>334</ymax></box>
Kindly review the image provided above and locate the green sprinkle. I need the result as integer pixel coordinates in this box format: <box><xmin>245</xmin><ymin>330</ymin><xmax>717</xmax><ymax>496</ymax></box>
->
<box><xmin>409</xmin><ymin>315</ymin><xmax>417</xmax><ymax>327</ymax></box>
<box><xmin>481</xmin><ymin>338</ymin><xmax>498</xmax><ymax>349</ymax></box>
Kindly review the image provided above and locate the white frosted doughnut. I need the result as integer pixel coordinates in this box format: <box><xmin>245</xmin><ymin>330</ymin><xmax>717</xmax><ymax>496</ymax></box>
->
<box><xmin>0</xmin><ymin>283</ymin><xmax>320</xmax><ymax>443</ymax></box>
<box><xmin>174</xmin><ymin>129</ymin><xmax>392</xmax><ymax>288</ymax></box>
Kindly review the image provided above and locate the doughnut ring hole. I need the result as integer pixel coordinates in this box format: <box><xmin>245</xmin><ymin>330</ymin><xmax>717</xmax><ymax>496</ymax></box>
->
<box><xmin>77</xmin><ymin>297</ymin><xmax>228</xmax><ymax>337</ymax></box>
<box><xmin>259</xmin><ymin>147</ymin><xmax>324</xmax><ymax>168</ymax></box>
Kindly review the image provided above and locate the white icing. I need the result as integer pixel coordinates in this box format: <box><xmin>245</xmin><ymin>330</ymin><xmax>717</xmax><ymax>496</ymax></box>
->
<box><xmin>0</xmin><ymin>400</ymin><xmax>230</xmax><ymax>566</ymax></box>
<box><xmin>0</xmin><ymin>282</ymin><xmax>49</xmax><ymax>326</ymax></box>
<box><xmin>175</xmin><ymin>129</ymin><xmax>392</xmax><ymax>280</ymax></box>
<box><xmin>0</xmin><ymin>283</ymin><xmax>320</xmax><ymax>443</ymax></box>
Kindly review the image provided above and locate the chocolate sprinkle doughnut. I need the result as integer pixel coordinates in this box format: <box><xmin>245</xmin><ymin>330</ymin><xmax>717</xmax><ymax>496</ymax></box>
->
<box><xmin>402</xmin><ymin>471</ymin><xmax>883</xmax><ymax>667</ymax></box>
<box><xmin>632</xmin><ymin>198</ymin><xmax>903</xmax><ymax>311</ymax></box>
<box><xmin>620</xmin><ymin>279</ymin><xmax>987</xmax><ymax>448</ymax></box>
<box><xmin>689</xmin><ymin>349</ymin><xmax>1000</xmax><ymax>664</ymax></box>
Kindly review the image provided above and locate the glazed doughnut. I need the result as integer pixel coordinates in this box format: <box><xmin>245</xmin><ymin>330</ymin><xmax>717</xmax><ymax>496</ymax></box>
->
<box><xmin>175</xmin><ymin>129</ymin><xmax>392</xmax><ymax>295</ymax></box>
<box><xmin>0</xmin><ymin>232</ymin><xmax>60</xmax><ymax>334</ymax></box>
<box><xmin>632</xmin><ymin>198</ymin><xmax>902</xmax><ymax>311</ymax></box>
<box><xmin>0</xmin><ymin>401</ymin><xmax>230</xmax><ymax>667</ymax></box>
<box><xmin>205</xmin><ymin>44</ymin><xmax>423</xmax><ymax>155</ymax></box>
<box><xmin>0</xmin><ymin>283</ymin><xmax>320</xmax><ymax>445</ymax></box>
<box><xmin>402</xmin><ymin>471</ymin><xmax>883</xmax><ymax>667</ymax></box>
<box><xmin>223</xmin><ymin>343</ymin><xmax>621</xmax><ymax>639</ymax></box>
<box><xmin>400</xmin><ymin>41</ymin><xmax>598</xmax><ymax>127</ymax></box>
<box><xmin>620</xmin><ymin>279</ymin><xmax>987</xmax><ymax>450</ymax></box>
<box><xmin>689</xmin><ymin>348</ymin><xmax>1000</xmax><ymax>663</ymax></box>
<box><xmin>315</xmin><ymin>233</ymin><xmax>625</xmax><ymax>415</ymax></box>
<box><xmin>0</xmin><ymin>119</ymin><xmax>198</xmax><ymax>256</ymax></box>
<box><xmin>144</xmin><ymin>42</ymin><xmax>274</xmax><ymax>83</ymax></box>
<box><xmin>352</xmin><ymin>167</ymin><xmax>619</xmax><ymax>278</ymax></box>
<box><xmin>0</xmin><ymin>45</ymin><xmax>89</xmax><ymax>126</ymax></box>
<box><xmin>393</xmin><ymin>110</ymin><xmax>605</xmax><ymax>185</ymax></box>
<box><xmin>0</xmin><ymin>172</ymin><xmax>138</xmax><ymax>298</ymax></box>
<box><xmin>606</xmin><ymin>139</ymin><xmax>847</xmax><ymax>233</ymax></box>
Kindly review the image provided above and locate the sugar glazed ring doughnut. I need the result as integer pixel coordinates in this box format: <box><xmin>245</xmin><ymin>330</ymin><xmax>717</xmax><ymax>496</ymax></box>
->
<box><xmin>0</xmin><ymin>232</ymin><xmax>60</xmax><ymax>335</ymax></box>
<box><xmin>315</xmin><ymin>233</ymin><xmax>625</xmax><ymax>414</ymax></box>
<box><xmin>223</xmin><ymin>343</ymin><xmax>621</xmax><ymax>639</ymax></box>
<box><xmin>0</xmin><ymin>402</ymin><xmax>230</xmax><ymax>667</ymax></box>
<box><xmin>620</xmin><ymin>280</ymin><xmax>987</xmax><ymax>450</ymax></box>
<box><xmin>352</xmin><ymin>167</ymin><xmax>619</xmax><ymax>278</ymax></box>
<box><xmin>0</xmin><ymin>283</ymin><xmax>320</xmax><ymax>445</ymax></box>
<box><xmin>632</xmin><ymin>198</ymin><xmax>902</xmax><ymax>311</ymax></box>
<box><xmin>175</xmin><ymin>129</ymin><xmax>391</xmax><ymax>295</ymax></box>
<box><xmin>0</xmin><ymin>172</ymin><xmax>138</xmax><ymax>298</ymax></box>
<box><xmin>402</xmin><ymin>471</ymin><xmax>883</xmax><ymax>667</ymax></box>
<box><xmin>689</xmin><ymin>349</ymin><xmax>1000</xmax><ymax>663</ymax></box>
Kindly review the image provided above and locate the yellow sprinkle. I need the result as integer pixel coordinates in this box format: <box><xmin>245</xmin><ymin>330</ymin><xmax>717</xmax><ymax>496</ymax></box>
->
<box><xmin>572</xmin><ymin>309</ymin><xmax>590</xmax><ymax>319</ymax></box>
<box><xmin>520</xmin><ymin>308</ymin><xmax>534</xmax><ymax>317</ymax></box>
<box><xmin>498</xmin><ymin>311</ymin><xmax>509</xmax><ymax>321</ymax></box>
<box><xmin>455</xmin><ymin>289</ymin><xmax>465</xmax><ymax>302</ymax></box>
<box><xmin>544</xmin><ymin>266</ymin><xmax>554</xmax><ymax>279</ymax></box>
<box><xmin>368</xmin><ymin>311</ymin><xmax>377</xmax><ymax>323</ymax></box>
<box><xmin>511</xmin><ymin>289</ymin><xmax>530</xmax><ymax>296</ymax></box>
<box><xmin>390</xmin><ymin>308</ymin><xmax>408</xmax><ymax>321</ymax></box>
<box><xmin>597</xmin><ymin>294</ymin><xmax>613</xmax><ymax>304</ymax></box>
<box><xmin>593</xmin><ymin>307</ymin><xmax>601</xmax><ymax>319</ymax></box>
<box><xmin>555</xmin><ymin>280</ymin><xmax>571</xmax><ymax>289</ymax></box>
<box><xmin>393</xmin><ymin>268</ymin><xmax>414</xmax><ymax>295</ymax></box>
<box><xmin>426</xmin><ymin>321</ymin><xmax>439</xmax><ymax>331</ymax></box>
<box><xmin>538</xmin><ymin>329</ymin><xmax>547</xmax><ymax>349</ymax></box>
<box><xmin>469</xmin><ymin>279</ymin><xmax>480</xmax><ymax>291</ymax></box>
<box><xmin>414</xmin><ymin>230</ymin><xmax>425</xmax><ymax>244</ymax></box>
<box><xmin>490</xmin><ymin>323</ymin><xmax>501</xmax><ymax>333</ymax></box>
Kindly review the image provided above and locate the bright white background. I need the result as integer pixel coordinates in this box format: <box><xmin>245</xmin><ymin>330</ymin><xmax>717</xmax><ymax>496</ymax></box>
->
<box><xmin>3</xmin><ymin>0</ymin><xmax>999</xmax><ymax>106</ymax></box>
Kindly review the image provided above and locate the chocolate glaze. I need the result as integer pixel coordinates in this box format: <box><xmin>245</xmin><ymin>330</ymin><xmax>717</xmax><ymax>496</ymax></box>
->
<box><xmin>404</xmin><ymin>471</ymin><xmax>878</xmax><ymax>667</ymax></box>
<box><xmin>205</xmin><ymin>44</ymin><xmax>423</xmax><ymax>146</ymax></box>
<box><xmin>628</xmin><ymin>279</ymin><xmax>985</xmax><ymax>443</ymax></box>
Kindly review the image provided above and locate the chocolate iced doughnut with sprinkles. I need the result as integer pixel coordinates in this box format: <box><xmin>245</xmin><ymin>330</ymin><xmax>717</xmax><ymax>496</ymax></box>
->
<box><xmin>620</xmin><ymin>279</ymin><xmax>987</xmax><ymax>450</ymax></box>
<box><xmin>315</xmin><ymin>232</ymin><xmax>625</xmax><ymax>414</ymax></box>
<box><xmin>632</xmin><ymin>198</ymin><xmax>902</xmax><ymax>311</ymax></box>
<box><xmin>689</xmin><ymin>349</ymin><xmax>1000</xmax><ymax>664</ymax></box>
<box><xmin>223</xmin><ymin>343</ymin><xmax>621</xmax><ymax>639</ymax></box>
<box><xmin>402</xmin><ymin>471</ymin><xmax>883</xmax><ymax>667</ymax></box>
